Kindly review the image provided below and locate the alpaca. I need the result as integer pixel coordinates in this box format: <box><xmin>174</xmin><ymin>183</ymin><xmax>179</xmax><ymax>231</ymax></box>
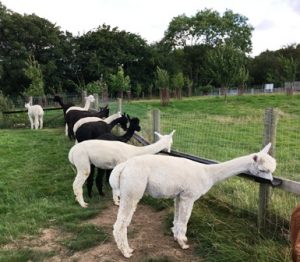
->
<box><xmin>291</xmin><ymin>204</ymin><xmax>300</xmax><ymax>261</ymax></box>
<box><xmin>73</xmin><ymin>111</ymin><xmax>122</xmax><ymax>136</ymax></box>
<box><xmin>86</xmin><ymin>116</ymin><xmax>141</xmax><ymax>198</ymax></box>
<box><xmin>53</xmin><ymin>95</ymin><xmax>74</xmax><ymax>117</ymax></box>
<box><xmin>24</xmin><ymin>103</ymin><xmax>44</xmax><ymax>130</ymax></box>
<box><xmin>65</xmin><ymin>95</ymin><xmax>95</xmax><ymax>114</ymax></box>
<box><xmin>65</xmin><ymin>105</ymin><xmax>109</xmax><ymax>139</ymax></box>
<box><xmin>64</xmin><ymin>95</ymin><xmax>95</xmax><ymax>136</ymax></box>
<box><xmin>68</xmin><ymin>130</ymin><xmax>175</xmax><ymax>208</ymax></box>
<box><xmin>109</xmin><ymin>143</ymin><xmax>276</xmax><ymax>258</ymax></box>
<box><xmin>75</xmin><ymin>113</ymin><xmax>128</xmax><ymax>143</ymax></box>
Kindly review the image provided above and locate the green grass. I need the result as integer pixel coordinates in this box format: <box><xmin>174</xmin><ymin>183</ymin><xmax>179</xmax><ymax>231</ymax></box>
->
<box><xmin>1</xmin><ymin>93</ymin><xmax>299</xmax><ymax>261</ymax></box>
<box><xmin>0</xmin><ymin>128</ymin><xmax>111</xmax><ymax>260</ymax></box>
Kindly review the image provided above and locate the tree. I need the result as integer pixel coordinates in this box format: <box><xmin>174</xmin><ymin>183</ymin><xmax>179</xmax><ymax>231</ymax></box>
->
<box><xmin>109</xmin><ymin>65</ymin><xmax>130</xmax><ymax>98</ymax></box>
<box><xmin>24</xmin><ymin>55</ymin><xmax>44</xmax><ymax>98</ymax></box>
<box><xmin>171</xmin><ymin>72</ymin><xmax>184</xmax><ymax>99</ymax></box>
<box><xmin>155</xmin><ymin>66</ymin><xmax>170</xmax><ymax>106</ymax></box>
<box><xmin>163</xmin><ymin>8</ymin><xmax>253</xmax><ymax>53</ymax></box>
<box><xmin>236</xmin><ymin>65</ymin><xmax>249</xmax><ymax>95</ymax></box>
<box><xmin>278</xmin><ymin>55</ymin><xmax>298</xmax><ymax>95</ymax></box>
<box><xmin>206</xmin><ymin>44</ymin><xmax>246</xmax><ymax>100</ymax></box>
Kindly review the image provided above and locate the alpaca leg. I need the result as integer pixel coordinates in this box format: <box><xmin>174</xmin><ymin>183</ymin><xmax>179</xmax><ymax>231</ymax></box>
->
<box><xmin>29</xmin><ymin>116</ymin><xmax>34</xmax><ymax>129</ymax></box>
<box><xmin>34</xmin><ymin>116</ymin><xmax>39</xmax><ymax>129</ymax></box>
<box><xmin>171</xmin><ymin>195</ymin><xmax>180</xmax><ymax>241</ymax></box>
<box><xmin>113</xmin><ymin>178</ymin><xmax>147</xmax><ymax>258</ymax></box>
<box><xmin>86</xmin><ymin>165</ymin><xmax>95</xmax><ymax>198</ymax></box>
<box><xmin>175</xmin><ymin>197</ymin><xmax>195</xmax><ymax>249</ymax></box>
<box><xmin>65</xmin><ymin>123</ymin><xmax>68</xmax><ymax>136</ymax></box>
<box><xmin>113</xmin><ymin>199</ymin><xmax>139</xmax><ymax>258</ymax></box>
<box><xmin>73</xmin><ymin>169</ymin><xmax>90</xmax><ymax>208</ymax></box>
<box><xmin>96</xmin><ymin>169</ymin><xmax>105</xmax><ymax>196</ymax></box>
<box><xmin>39</xmin><ymin>116</ymin><xmax>43</xmax><ymax>129</ymax></box>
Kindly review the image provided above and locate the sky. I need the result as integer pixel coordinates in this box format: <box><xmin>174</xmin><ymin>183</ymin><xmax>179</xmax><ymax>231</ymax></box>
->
<box><xmin>1</xmin><ymin>0</ymin><xmax>300</xmax><ymax>57</ymax></box>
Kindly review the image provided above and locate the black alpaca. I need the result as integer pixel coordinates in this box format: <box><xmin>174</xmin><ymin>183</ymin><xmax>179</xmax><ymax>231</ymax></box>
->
<box><xmin>87</xmin><ymin>116</ymin><xmax>141</xmax><ymax>198</ymax></box>
<box><xmin>65</xmin><ymin>105</ymin><xmax>109</xmax><ymax>139</ymax></box>
<box><xmin>75</xmin><ymin>113</ymin><xmax>128</xmax><ymax>143</ymax></box>
<box><xmin>53</xmin><ymin>95</ymin><xmax>75</xmax><ymax>120</ymax></box>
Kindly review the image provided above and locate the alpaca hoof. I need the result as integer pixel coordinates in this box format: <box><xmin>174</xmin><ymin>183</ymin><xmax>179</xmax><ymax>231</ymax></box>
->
<box><xmin>114</xmin><ymin>200</ymin><xmax>120</xmax><ymax>206</ymax></box>
<box><xmin>123</xmin><ymin>251</ymin><xmax>133</xmax><ymax>258</ymax></box>
<box><xmin>178</xmin><ymin>239</ymin><xmax>189</xmax><ymax>249</ymax></box>
<box><xmin>128</xmin><ymin>247</ymin><xmax>134</xmax><ymax>253</ymax></box>
<box><xmin>79</xmin><ymin>202</ymin><xmax>88</xmax><ymax>208</ymax></box>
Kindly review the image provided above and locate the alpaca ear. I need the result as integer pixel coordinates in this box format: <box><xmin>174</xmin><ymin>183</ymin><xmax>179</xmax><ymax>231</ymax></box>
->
<box><xmin>170</xmin><ymin>130</ymin><xmax>176</xmax><ymax>136</ymax></box>
<box><xmin>253</xmin><ymin>155</ymin><xmax>258</xmax><ymax>162</ymax></box>
<box><xmin>154</xmin><ymin>131</ymin><xmax>162</xmax><ymax>139</ymax></box>
<box><xmin>260</xmin><ymin>143</ymin><xmax>272</xmax><ymax>154</ymax></box>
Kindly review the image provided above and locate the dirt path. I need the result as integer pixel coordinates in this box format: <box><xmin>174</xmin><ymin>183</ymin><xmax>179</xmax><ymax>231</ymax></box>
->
<box><xmin>4</xmin><ymin>204</ymin><xmax>202</xmax><ymax>262</ymax></box>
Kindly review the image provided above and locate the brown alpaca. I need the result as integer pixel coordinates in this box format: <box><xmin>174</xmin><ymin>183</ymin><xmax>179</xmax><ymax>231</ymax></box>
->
<box><xmin>291</xmin><ymin>204</ymin><xmax>300</xmax><ymax>261</ymax></box>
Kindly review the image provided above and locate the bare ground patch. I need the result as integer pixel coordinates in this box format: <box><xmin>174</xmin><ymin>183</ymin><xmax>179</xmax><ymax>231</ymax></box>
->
<box><xmin>2</xmin><ymin>204</ymin><xmax>202</xmax><ymax>262</ymax></box>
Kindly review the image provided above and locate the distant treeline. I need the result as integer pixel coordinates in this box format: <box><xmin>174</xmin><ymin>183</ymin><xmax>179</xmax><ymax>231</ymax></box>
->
<box><xmin>0</xmin><ymin>2</ymin><xmax>299</xmax><ymax>99</ymax></box>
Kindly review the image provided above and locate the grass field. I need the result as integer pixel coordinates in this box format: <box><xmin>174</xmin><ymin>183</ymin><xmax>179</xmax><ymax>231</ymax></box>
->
<box><xmin>0</xmin><ymin>93</ymin><xmax>299</xmax><ymax>261</ymax></box>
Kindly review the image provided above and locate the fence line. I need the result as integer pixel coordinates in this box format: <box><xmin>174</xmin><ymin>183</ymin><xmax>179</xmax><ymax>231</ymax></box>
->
<box><xmin>132</xmin><ymin>108</ymin><xmax>300</xmax><ymax>231</ymax></box>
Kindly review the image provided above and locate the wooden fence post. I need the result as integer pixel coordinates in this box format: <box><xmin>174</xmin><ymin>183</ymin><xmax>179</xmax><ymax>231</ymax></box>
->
<box><xmin>117</xmin><ymin>98</ymin><xmax>122</xmax><ymax>113</ymax></box>
<box><xmin>81</xmin><ymin>90</ymin><xmax>87</xmax><ymax>106</ymax></box>
<box><xmin>152</xmin><ymin>109</ymin><xmax>160</xmax><ymax>142</ymax></box>
<box><xmin>258</xmin><ymin>107</ymin><xmax>278</xmax><ymax>230</ymax></box>
<box><xmin>93</xmin><ymin>93</ymin><xmax>99</xmax><ymax>110</ymax></box>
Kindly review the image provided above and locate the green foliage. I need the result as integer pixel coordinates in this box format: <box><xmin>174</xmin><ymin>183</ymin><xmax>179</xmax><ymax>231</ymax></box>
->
<box><xmin>109</xmin><ymin>65</ymin><xmax>131</xmax><ymax>97</ymax></box>
<box><xmin>278</xmin><ymin>55</ymin><xmax>298</xmax><ymax>84</ymax></box>
<box><xmin>164</xmin><ymin>8</ymin><xmax>253</xmax><ymax>53</ymax></box>
<box><xmin>24</xmin><ymin>55</ymin><xmax>45</xmax><ymax>96</ymax></box>
<box><xmin>0</xmin><ymin>92</ymin><xmax>14</xmax><ymax>112</ymax></box>
<box><xmin>171</xmin><ymin>72</ymin><xmax>184</xmax><ymax>90</ymax></box>
<box><xmin>155</xmin><ymin>67</ymin><xmax>169</xmax><ymax>89</ymax></box>
<box><xmin>206</xmin><ymin>44</ymin><xmax>246</xmax><ymax>91</ymax></box>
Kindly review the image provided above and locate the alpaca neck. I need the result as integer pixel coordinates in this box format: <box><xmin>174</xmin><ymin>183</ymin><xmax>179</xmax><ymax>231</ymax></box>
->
<box><xmin>116</xmin><ymin>126</ymin><xmax>136</xmax><ymax>142</ymax></box>
<box><xmin>108</xmin><ymin>118</ymin><xmax>122</xmax><ymax>130</ymax></box>
<box><xmin>136</xmin><ymin>138</ymin><xmax>168</xmax><ymax>155</ymax></box>
<box><xmin>207</xmin><ymin>155</ymin><xmax>252</xmax><ymax>185</ymax></box>
<box><xmin>83</xmin><ymin>100</ymin><xmax>91</xmax><ymax>110</ymax></box>
<box><xmin>57</xmin><ymin>98</ymin><xmax>65</xmax><ymax>108</ymax></box>
<box><xmin>104</xmin><ymin>114</ymin><xmax>119</xmax><ymax>124</ymax></box>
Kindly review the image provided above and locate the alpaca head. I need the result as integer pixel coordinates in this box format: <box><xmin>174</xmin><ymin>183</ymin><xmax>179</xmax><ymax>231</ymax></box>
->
<box><xmin>154</xmin><ymin>130</ymin><xmax>176</xmax><ymax>153</ymax></box>
<box><xmin>85</xmin><ymin>95</ymin><xmax>95</xmax><ymax>103</ymax></box>
<box><xmin>24</xmin><ymin>103</ymin><xmax>30</xmax><ymax>109</ymax></box>
<box><xmin>99</xmin><ymin>105</ymin><xmax>109</xmax><ymax>118</ymax></box>
<box><xmin>249</xmin><ymin>143</ymin><xmax>276</xmax><ymax>181</ymax></box>
<box><xmin>53</xmin><ymin>95</ymin><xmax>62</xmax><ymax>103</ymax></box>
<box><xmin>127</xmin><ymin>115</ymin><xmax>141</xmax><ymax>132</ymax></box>
<box><xmin>117</xmin><ymin>113</ymin><xmax>129</xmax><ymax>131</ymax></box>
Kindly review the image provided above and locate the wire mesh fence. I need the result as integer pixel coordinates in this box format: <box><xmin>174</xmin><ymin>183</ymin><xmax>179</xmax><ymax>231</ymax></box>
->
<box><xmin>1</xmin><ymin>94</ymin><xmax>300</xmax><ymax>234</ymax></box>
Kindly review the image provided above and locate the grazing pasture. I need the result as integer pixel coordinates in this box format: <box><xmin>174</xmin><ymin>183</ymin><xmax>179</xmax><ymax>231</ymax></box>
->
<box><xmin>0</xmin><ymin>93</ymin><xmax>299</xmax><ymax>261</ymax></box>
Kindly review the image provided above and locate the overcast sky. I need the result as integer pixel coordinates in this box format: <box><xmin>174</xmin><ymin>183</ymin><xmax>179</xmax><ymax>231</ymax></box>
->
<box><xmin>1</xmin><ymin>0</ymin><xmax>300</xmax><ymax>56</ymax></box>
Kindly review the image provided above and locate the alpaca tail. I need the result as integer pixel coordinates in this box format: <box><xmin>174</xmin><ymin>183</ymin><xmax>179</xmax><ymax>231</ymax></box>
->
<box><xmin>68</xmin><ymin>146</ymin><xmax>75</xmax><ymax>165</ymax></box>
<box><xmin>109</xmin><ymin>162</ymin><xmax>126</xmax><ymax>206</ymax></box>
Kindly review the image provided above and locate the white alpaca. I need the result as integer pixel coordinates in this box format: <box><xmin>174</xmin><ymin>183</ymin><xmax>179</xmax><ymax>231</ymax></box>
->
<box><xmin>65</xmin><ymin>95</ymin><xmax>95</xmax><ymax>114</ymax></box>
<box><xmin>68</xmin><ymin>130</ymin><xmax>175</xmax><ymax>208</ymax></box>
<box><xmin>109</xmin><ymin>143</ymin><xmax>276</xmax><ymax>258</ymax></box>
<box><xmin>25</xmin><ymin>103</ymin><xmax>44</xmax><ymax>130</ymax></box>
<box><xmin>65</xmin><ymin>95</ymin><xmax>95</xmax><ymax>135</ymax></box>
<box><xmin>73</xmin><ymin>111</ymin><xmax>122</xmax><ymax>136</ymax></box>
